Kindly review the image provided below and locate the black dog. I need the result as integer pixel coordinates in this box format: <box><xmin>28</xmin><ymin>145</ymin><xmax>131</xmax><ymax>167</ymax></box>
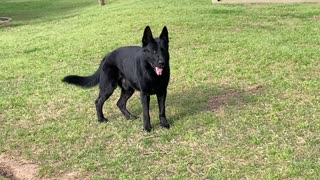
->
<box><xmin>63</xmin><ymin>26</ymin><xmax>170</xmax><ymax>132</ymax></box>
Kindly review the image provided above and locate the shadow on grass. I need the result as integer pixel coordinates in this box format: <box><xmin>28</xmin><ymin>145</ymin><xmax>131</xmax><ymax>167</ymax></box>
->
<box><xmin>166</xmin><ymin>84</ymin><xmax>264</xmax><ymax>124</ymax></box>
<box><xmin>0</xmin><ymin>0</ymin><xmax>95</xmax><ymax>27</ymax></box>
<box><xmin>53</xmin><ymin>84</ymin><xmax>264</xmax><ymax>131</ymax></box>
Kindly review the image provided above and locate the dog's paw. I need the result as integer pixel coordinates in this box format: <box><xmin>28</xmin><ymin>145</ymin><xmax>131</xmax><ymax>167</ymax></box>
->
<box><xmin>144</xmin><ymin>124</ymin><xmax>152</xmax><ymax>132</ymax></box>
<box><xmin>160</xmin><ymin>118</ymin><xmax>170</xmax><ymax>129</ymax></box>
<box><xmin>98</xmin><ymin>118</ymin><xmax>108</xmax><ymax>123</ymax></box>
<box><xmin>161</xmin><ymin>122</ymin><xmax>170</xmax><ymax>129</ymax></box>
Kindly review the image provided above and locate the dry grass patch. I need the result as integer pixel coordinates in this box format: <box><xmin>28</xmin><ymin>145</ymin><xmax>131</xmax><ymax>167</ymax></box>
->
<box><xmin>208</xmin><ymin>85</ymin><xmax>263</xmax><ymax>114</ymax></box>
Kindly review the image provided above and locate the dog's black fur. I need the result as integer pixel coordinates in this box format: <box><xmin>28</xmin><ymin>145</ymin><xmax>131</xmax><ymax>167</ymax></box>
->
<box><xmin>62</xmin><ymin>26</ymin><xmax>170</xmax><ymax>132</ymax></box>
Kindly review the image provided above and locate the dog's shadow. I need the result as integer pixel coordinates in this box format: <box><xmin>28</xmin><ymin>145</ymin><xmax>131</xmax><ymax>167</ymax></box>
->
<box><xmin>127</xmin><ymin>84</ymin><xmax>264</xmax><ymax>127</ymax></box>
<box><xmin>166</xmin><ymin>84</ymin><xmax>264</xmax><ymax>124</ymax></box>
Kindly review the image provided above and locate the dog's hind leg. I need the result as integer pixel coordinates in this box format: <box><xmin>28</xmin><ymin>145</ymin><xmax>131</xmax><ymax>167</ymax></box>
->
<box><xmin>117</xmin><ymin>88</ymin><xmax>138</xmax><ymax>119</ymax></box>
<box><xmin>95</xmin><ymin>88</ymin><xmax>114</xmax><ymax>122</ymax></box>
<box><xmin>117</xmin><ymin>87</ymin><xmax>138</xmax><ymax>120</ymax></box>
<box><xmin>95</xmin><ymin>71</ymin><xmax>117</xmax><ymax>123</ymax></box>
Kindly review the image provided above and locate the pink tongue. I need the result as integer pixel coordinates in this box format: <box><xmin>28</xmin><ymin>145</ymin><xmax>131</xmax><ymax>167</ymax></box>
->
<box><xmin>155</xmin><ymin>67</ymin><xmax>163</xmax><ymax>76</ymax></box>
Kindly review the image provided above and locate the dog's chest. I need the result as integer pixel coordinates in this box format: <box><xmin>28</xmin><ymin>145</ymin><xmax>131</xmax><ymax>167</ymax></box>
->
<box><xmin>140</xmin><ymin>76</ymin><xmax>168</xmax><ymax>94</ymax></box>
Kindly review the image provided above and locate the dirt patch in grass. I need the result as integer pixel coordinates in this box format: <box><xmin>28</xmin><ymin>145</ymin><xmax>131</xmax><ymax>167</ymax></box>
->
<box><xmin>0</xmin><ymin>155</ymin><xmax>38</xmax><ymax>180</ymax></box>
<box><xmin>208</xmin><ymin>85</ymin><xmax>263</xmax><ymax>113</ymax></box>
<box><xmin>0</xmin><ymin>155</ymin><xmax>79</xmax><ymax>180</ymax></box>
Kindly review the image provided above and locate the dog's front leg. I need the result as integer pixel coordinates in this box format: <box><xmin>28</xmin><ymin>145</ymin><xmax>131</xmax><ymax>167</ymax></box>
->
<box><xmin>157</xmin><ymin>91</ymin><xmax>170</xmax><ymax>129</ymax></box>
<box><xmin>141</xmin><ymin>93</ymin><xmax>151</xmax><ymax>132</ymax></box>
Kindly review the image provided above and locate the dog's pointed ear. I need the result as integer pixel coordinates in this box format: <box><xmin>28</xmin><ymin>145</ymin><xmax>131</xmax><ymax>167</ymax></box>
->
<box><xmin>142</xmin><ymin>26</ymin><xmax>154</xmax><ymax>47</ymax></box>
<box><xmin>160</xmin><ymin>26</ymin><xmax>169</xmax><ymax>43</ymax></box>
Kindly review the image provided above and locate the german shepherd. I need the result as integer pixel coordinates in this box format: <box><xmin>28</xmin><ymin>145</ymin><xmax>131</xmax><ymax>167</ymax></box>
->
<box><xmin>62</xmin><ymin>26</ymin><xmax>170</xmax><ymax>132</ymax></box>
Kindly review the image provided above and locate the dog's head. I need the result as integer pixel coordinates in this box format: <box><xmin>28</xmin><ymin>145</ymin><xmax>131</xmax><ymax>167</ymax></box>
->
<box><xmin>142</xmin><ymin>26</ymin><xmax>169</xmax><ymax>76</ymax></box>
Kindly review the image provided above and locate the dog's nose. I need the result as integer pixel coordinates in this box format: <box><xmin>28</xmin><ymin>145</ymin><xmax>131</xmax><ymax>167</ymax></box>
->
<box><xmin>158</xmin><ymin>60</ymin><xmax>165</xmax><ymax>66</ymax></box>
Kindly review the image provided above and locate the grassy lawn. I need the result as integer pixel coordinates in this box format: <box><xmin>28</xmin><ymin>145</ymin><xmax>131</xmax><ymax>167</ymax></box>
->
<box><xmin>1</xmin><ymin>0</ymin><xmax>320</xmax><ymax>178</ymax></box>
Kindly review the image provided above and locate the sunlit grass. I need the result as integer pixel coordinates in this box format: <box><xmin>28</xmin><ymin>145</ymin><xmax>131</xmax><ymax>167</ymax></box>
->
<box><xmin>1</xmin><ymin>0</ymin><xmax>319</xmax><ymax>178</ymax></box>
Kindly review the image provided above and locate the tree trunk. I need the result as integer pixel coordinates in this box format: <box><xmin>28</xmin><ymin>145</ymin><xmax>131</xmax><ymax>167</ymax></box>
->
<box><xmin>98</xmin><ymin>0</ymin><xmax>105</xmax><ymax>6</ymax></box>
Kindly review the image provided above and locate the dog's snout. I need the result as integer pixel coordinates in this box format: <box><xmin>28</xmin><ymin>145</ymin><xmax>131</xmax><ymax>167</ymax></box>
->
<box><xmin>158</xmin><ymin>59</ymin><xmax>165</xmax><ymax>66</ymax></box>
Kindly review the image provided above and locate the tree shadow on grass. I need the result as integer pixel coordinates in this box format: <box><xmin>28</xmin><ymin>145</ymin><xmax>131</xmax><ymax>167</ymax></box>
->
<box><xmin>0</xmin><ymin>0</ymin><xmax>95</xmax><ymax>27</ymax></box>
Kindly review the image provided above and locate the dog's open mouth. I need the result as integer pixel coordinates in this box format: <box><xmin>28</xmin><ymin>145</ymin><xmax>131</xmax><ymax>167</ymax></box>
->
<box><xmin>155</xmin><ymin>67</ymin><xmax>163</xmax><ymax>76</ymax></box>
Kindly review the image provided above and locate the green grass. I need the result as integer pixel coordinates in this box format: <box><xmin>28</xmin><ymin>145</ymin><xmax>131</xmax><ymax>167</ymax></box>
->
<box><xmin>1</xmin><ymin>0</ymin><xmax>320</xmax><ymax>178</ymax></box>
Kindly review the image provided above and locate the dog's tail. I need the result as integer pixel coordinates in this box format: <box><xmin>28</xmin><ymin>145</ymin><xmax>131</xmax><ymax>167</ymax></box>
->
<box><xmin>62</xmin><ymin>68</ymin><xmax>100</xmax><ymax>88</ymax></box>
